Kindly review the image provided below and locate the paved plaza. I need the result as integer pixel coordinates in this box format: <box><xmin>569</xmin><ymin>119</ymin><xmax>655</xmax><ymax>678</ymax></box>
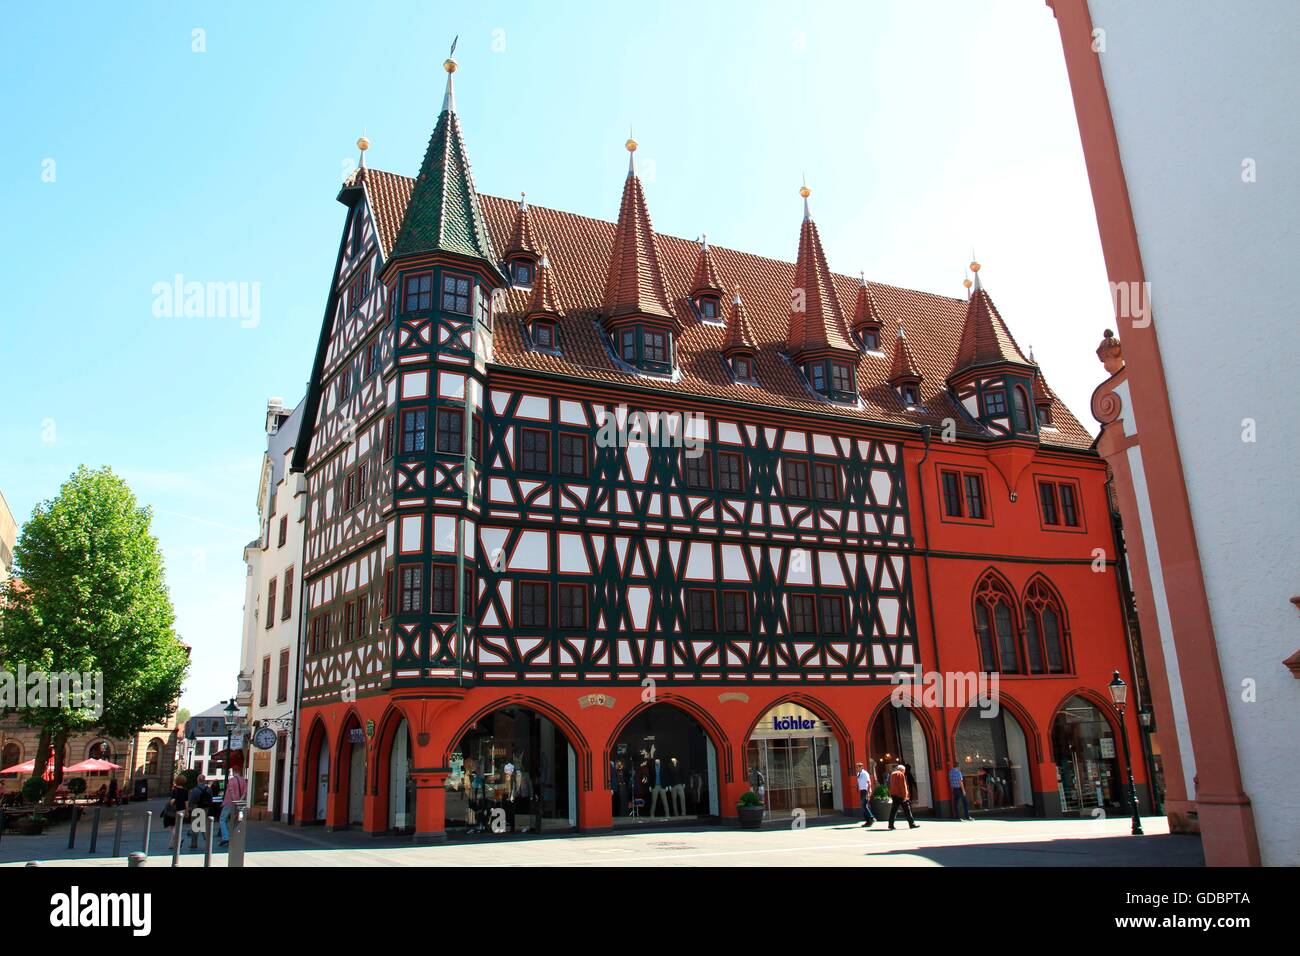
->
<box><xmin>1</xmin><ymin>800</ymin><xmax>1203</xmax><ymax>867</ymax></box>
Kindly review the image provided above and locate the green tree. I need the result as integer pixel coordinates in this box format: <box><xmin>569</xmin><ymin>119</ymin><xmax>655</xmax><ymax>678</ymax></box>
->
<box><xmin>0</xmin><ymin>466</ymin><xmax>189</xmax><ymax>800</ymax></box>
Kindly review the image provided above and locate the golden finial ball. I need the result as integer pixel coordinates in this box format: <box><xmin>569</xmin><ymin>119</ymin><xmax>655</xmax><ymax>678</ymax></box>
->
<box><xmin>626</xmin><ymin>137</ymin><xmax>638</xmax><ymax>153</ymax></box>
<box><xmin>444</xmin><ymin>57</ymin><xmax>458</xmax><ymax>74</ymax></box>
<box><xmin>963</xmin><ymin>278</ymin><xmax>973</xmax><ymax>289</ymax></box>
<box><xmin>357</xmin><ymin>135</ymin><xmax>370</xmax><ymax>152</ymax></box>
<box><xmin>799</xmin><ymin>185</ymin><xmax>811</xmax><ymax>199</ymax></box>
<box><xmin>970</xmin><ymin>260</ymin><xmax>981</xmax><ymax>272</ymax></box>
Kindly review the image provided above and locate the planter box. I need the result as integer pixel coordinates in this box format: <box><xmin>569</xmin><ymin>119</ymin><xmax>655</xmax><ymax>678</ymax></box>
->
<box><xmin>737</xmin><ymin>805</ymin><xmax>765</xmax><ymax>829</ymax></box>
<box><xmin>871</xmin><ymin>799</ymin><xmax>892</xmax><ymax>821</ymax></box>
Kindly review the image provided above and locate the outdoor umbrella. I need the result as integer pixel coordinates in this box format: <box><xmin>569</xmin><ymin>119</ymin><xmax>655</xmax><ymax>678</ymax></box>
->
<box><xmin>0</xmin><ymin>758</ymin><xmax>57</xmax><ymax>781</ymax></box>
<box><xmin>63</xmin><ymin>758</ymin><xmax>123</xmax><ymax>773</ymax></box>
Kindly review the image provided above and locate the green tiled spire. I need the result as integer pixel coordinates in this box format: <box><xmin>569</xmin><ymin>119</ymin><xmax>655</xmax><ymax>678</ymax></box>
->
<box><xmin>390</xmin><ymin>56</ymin><xmax>499</xmax><ymax>270</ymax></box>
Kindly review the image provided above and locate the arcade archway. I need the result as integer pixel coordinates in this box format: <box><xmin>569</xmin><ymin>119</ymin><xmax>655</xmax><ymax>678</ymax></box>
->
<box><xmin>609</xmin><ymin>703</ymin><xmax>719</xmax><ymax>824</ymax></box>
<box><xmin>446</xmin><ymin>705</ymin><xmax>576</xmax><ymax>835</ymax></box>
<box><xmin>953</xmin><ymin>706</ymin><xmax>1034</xmax><ymax>813</ymax></box>
<box><xmin>868</xmin><ymin>704</ymin><xmax>933</xmax><ymax>809</ymax></box>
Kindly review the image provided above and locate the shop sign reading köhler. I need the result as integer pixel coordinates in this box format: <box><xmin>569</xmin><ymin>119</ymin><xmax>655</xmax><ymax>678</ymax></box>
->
<box><xmin>751</xmin><ymin>703</ymin><xmax>825</xmax><ymax>739</ymax></box>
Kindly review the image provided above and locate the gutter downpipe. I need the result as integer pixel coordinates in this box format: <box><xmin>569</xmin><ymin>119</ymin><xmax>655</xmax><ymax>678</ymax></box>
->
<box><xmin>914</xmin><ymin>426</ymin><xmax>953</xmax><ymax>780</ymax></box>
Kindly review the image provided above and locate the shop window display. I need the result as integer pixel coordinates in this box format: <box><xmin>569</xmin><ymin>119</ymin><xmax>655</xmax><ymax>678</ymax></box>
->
<box><xmin>610</xmin><ymin>704</ymin><xmax>715</xmax><ymax>824</ymax></box>
<box><xmin>953</xmin><ymin>708</ymin><xmax>1033</xmax><ymax>813</ymax></box>
<box><xmin>1051</xmin><ymin>696</ymin><xmax>1123</xmax><ymax>814</ymax></box>
<box><xmin>445</xmin><ymin>706</ymin><xmax>574</xmax><ymax>835</ymax></box>
<box><xmin>868</xmin><ymin>705</ymin><xmax>931</xmax><ymax>809</ymax></box>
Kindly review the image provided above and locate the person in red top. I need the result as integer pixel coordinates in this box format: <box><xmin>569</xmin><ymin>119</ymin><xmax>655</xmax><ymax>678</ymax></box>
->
<box><xmin>888</xmin><ymin>764</ymin><xmax>920</xmax><ymax>830</ymax></box>
<box><xmin>219</xmin><ymin>760</ymin><xmax>248</xmax><ymax>847</ymax></box>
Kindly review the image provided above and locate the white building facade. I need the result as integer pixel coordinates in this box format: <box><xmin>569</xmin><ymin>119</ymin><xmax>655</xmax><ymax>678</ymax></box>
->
<box><xmin>236</xmin><ymin>398</ymin><xmax>307</xmax><ymax>821</ymax></box>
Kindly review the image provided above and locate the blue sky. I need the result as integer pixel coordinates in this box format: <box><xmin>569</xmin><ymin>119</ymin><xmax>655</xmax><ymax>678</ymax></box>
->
<box><xmin>0</xmin><ymin>1</ymin><xmax>1111</xmax><ymax>712</ymax></box>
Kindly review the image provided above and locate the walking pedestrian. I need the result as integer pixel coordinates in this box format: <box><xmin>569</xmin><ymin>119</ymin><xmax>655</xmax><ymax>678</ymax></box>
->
<box><xmin>949</xmin><ymin>765</ymin><xmax>973</xmax><ymax>820</ymax></box>
<box><xmin>220</xmin><ymin>762</ymin><xmax>247</xmax><ymax>847</ymax></box>
<box><xmin>188</xmin><ymin>774</ymin><xmax>212</xmax><ymax>849</ymax></box>
<box><xmin>856</xmin><ymin>762</ymin><xmax>876</xmax><ymax>828</ymax></box>
<box><xmin>888</xmin><ymin>763</ymin><xmax>920</xmax><ymax>830</ymax></box>
<box><xmin>163</xmin><ymin>775</ymin><xmax>187</xmax><ymax>831</ymax></box>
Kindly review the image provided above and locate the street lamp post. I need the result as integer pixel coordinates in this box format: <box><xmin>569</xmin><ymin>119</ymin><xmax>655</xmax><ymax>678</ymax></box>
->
<box><xmin>222</xmin><ymin>700</ymin><xmax>239</xmax><ymax>797</ymax></box>
<box><xmin>1107</xmin><ymin>670</ymin><xmax>1144</xmax><ymax>836</ymax></box>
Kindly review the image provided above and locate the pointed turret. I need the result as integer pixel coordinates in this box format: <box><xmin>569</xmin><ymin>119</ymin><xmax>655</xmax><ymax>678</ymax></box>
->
<box><xmin>525</xmin><ymin>247</ymin><xmax>564</xmax><ymax>319</ymax></box>
<box><xmin>888</xmin><ymin>323</ymin><xmax>922</xmax><ymax>386</ymax></box>
<box><xmin>1029</xmin><ymin>348</ymin><xmax>1057</xmax><ymax>426</ymax></box>
<box><xmin>601</xmin><ymin>138</ymin><xmax>675</xmax><ymax>323</ymax></box>
<box><xmin>722</xmin><ymin>286</ymin><xmax>757</xmax><ymax>355</ymax></box>
<box><xmin>785</xmin><ymin>183</ymin><xmax>853</xmax><ymax>357</ymax></box>
<box><xmin>946</xmin><ymin>260</ymin><xmax>1038</xmax><ymax>438</ymax></box>
<box><xmin>948</xmin><ymin>261</ymin><xmax>1031</xmax><ymax>378</ymax></box>
<box><xmin>690</xmin><ymin>236</ymin><xmax>726</xmax><ymax>300</ymax></box>
<box><xmin>851</xmin><ymin>272</ymin><xmax>886</xmax><ymax>348</ymax></box>
<box><xmin>504</xmin><ymin>193</ymin><xmax>542</xmax><ymax>260</ymax></box>
<box><xmin>389</xmin><ymin>55</ymin><xmax>500</xmax><ymax>270</ymax></box>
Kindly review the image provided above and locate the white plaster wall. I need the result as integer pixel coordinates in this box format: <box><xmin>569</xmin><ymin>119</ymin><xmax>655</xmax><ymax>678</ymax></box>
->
<box><xmin>1090</xmin><ymin>0</ymin><xmax>1300</xmax><ymax>865</ymax></box>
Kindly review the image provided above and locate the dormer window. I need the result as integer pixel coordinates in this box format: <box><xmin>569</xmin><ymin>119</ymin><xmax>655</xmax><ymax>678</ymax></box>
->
<box><xmin>1037</xmin><ymin>404</ymin><xmax>1053</xmax><ymax>427</ymax></box>
<box><xmin>528</xmin><ymin>318</ymin><xmax>559</xmax><ymax>352</ymax></box>
<box><xmin>802</xmin><ymin>358</ymin><xmax>857</xmax><ymax>403</ymax></box>
<box><xmin>617</xmin><ymin>324</ymin><xmax>674</xmax><ymax>375</ymax></box>
<box><xmin>511</xmin><ymin>258</ymin><xmax>535</xmax><ymax>287</ymax></box>
<box><xmin>857</xmin><ymin>327</ymin><xmax>881</xmax><ymax>351</ymax></box>
<box><xmin>900</xmin><ymin>384</ymin><xmax>919</xmax><ymax>407</ymax></box>
<box><xmin>697</xmin><ymin>295</ymin><xmax>722</xmax><ymax>322</ymax></box>
<box><xmin>730</xmin><ymin>354</ymin><xmax>758</xmax><ymax>384</ymax></box>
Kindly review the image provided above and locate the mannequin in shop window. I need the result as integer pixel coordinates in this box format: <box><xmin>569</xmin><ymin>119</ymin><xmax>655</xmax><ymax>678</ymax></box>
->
<box><xmin>668</xmin><ymin>756</ymin><xmax>686</xmax><ymax>816</ymax></box>
<box><xmin>515</xmin><ymin>761</ymin><xmax>534</xmax><ymax>832</ymax></box>
<box><xmin>651</xmin><ymin>756</ymin><xmax>672</xmax><ymax>817</ymax></box>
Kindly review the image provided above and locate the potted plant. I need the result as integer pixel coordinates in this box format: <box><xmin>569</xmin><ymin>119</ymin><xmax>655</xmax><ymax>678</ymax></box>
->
<box><xmin>870</xmin><ymin>783</ymin><xmax>892</xmax><ymax>821</ymax></box>
<box><xmin>736</xmin><ymin>790</ymin><xmax>765</xmax><ymax>829</ymax></box>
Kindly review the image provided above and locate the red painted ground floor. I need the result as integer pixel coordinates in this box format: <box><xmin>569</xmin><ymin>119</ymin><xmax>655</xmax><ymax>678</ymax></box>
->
<box><xmin>296</xmin><ymin>680</ymin><xmax>1151</xmax><ymax>840</ymax></box>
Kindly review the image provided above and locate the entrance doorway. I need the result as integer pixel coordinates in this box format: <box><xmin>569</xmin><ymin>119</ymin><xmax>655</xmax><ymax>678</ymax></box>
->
<box><xmin>315</xmin><ymin>745</ymin><xmax>329</xmax><ymax>822</ymax></box>
<box><xmin>868</xmin><ymin>705</ymin><xmax>932</xmax><ymax>809</ymax></box>
<box><xmin>388</xmin><ymin>719</ymin><xmax>415</xmax><ymax>833</ymax></box>
<box><xmin>446</xmin><ymin>706</ymin><xmax>576</xmax><ymax>835</ymax></box>
<box><xmin>746</xmin><ymin>702</ymin><xmax>840</xmax><ymax>818</ymax></box>
<box><xmin>610</xmin><ymin>704</ymin><xmax>717</xmax><ymax>825</ymax></box>
<box><xmin>1051</xmin><ymin>696</ymin><xmax>1123</xmax><ymax>814</ymax></box>
<box><xmin>347</xmin><ymin>738</ymin><xmax>365</xmax><ymax>825</ymax></box>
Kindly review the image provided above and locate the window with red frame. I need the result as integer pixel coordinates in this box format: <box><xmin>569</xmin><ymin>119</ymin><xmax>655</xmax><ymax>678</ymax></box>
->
<box><xmin>259</xmin><ymin>656</ymin><xmax>270</xmax><ymax>707</ymax></box>
<box><xmin>278</xmin><ymin>515</ymin><xmax>288</xmax><ymax>548</ymax></box>
<box><xmin>282</xmin><ymin>567</ymin><xmax>293</xmax><ymax>620</ymax></box>
<box><xmin>404</xmin><ymin>272</ymin><xmax>433</xmax><ymax>311</ymax></box>
<box><xmin>684</xmin><ymin>451</ymin><xmax>712</xmax><ymax>490</ymax></box>
<box><xmin>939</xmin><ymin>469</ymin><xmax>988</xmax><ymax>520</ymax></box>
<box><xmin>813</xmin><ymin>463</ymin><xmax>838</xmax><ymax>501</ymax></box>
<box><xmin>1038</xmin><ymin>480</ymin><xmax>1080</xmax><ymax>528</ymax></box>
<box><xmin>521</xmin><ymin>428</ymin><xmax>550</xmax><ymax>473</ymax></box>
<box><xmin>818</xmin><ymin>595</ymin><xmax>846</xmax><ymax>635</ymax></box>
<box><xmin>783</xmin><ymin>459</ymin><xmax>810</xmax><ymax>499</ymax></box>
<box><xmin>721</xmin><ymin>591</ymin><xmax>749</xmax><ymax>633</ymax></box>
<box><xmin>789</xmin><ymin>594</ymin><xmax>816</xmax><ymax>634</ymax></box>
<box><xmin>265</xmin><ymin>578</ymin><xmax>277</xmax><ymax>629</ymax></box>
<box><xmin>687</xmin><ymin>590</ymin><xmax>716</xmax><ymax>632</ymax></box>
<box><xmin>718</xmin><ymin>452</ymin><xmax>744</xmax><ymax>491</ymax></box>
<box><xmin>518</xmin><ymin>582</ymin><xmax>549</xmax><ymax>628</ymax></box>
<box><xmin>277</xmin><ymin>648</ymin><xmax>290</xmax><ymax>702</ymax></box>
<box><xmin>558</xmin><ymin>584</ymin><xmax>588</xmax><ymax>629</ymax></box>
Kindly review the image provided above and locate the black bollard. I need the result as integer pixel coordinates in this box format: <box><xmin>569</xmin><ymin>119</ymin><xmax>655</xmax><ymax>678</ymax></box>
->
<box><xmin>88</xmin><ymin>807</ymin><xmax>102</xmax><ymax>853</ymax></box>
<box><xmin>203</xmin><ymin>816</ymin><xmax>213</xmax><ymax>868</ymax></box>
<box><xmin>67</xmin><ymin>806</ymin><xmax>81</xmax><ymax>849</ymax></box>
<box><xmin>111</xmin><ymin>805</ymin><xmax>124</xmax><ymax>857</ymax></box>
<box><xmin>142</xmin><ymin>810</ymin><xmax>152</xmax><ymax>855</ymax></box>
<box><xmin>171</xmin><ymin>816</ymin><xmax>181</xmax><ymax>867</ymax></box>
<box><xmin>0</xmin><ymin>808</ymin><xmax>5</xmax><ymax>848</ymax></box>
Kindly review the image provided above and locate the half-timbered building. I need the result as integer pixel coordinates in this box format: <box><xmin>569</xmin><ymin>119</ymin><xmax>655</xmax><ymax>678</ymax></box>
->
<box><xmin>291</xmin><ymin>56</ymin><xmax>1151</xmax><ymax>839</ymax></box>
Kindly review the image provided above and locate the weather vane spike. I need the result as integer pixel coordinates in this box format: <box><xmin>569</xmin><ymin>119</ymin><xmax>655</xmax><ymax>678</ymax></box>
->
<box><xmin>450</xmin><ymin>35</ymin><xmax>458</xmax><ymax>58</ymax></box>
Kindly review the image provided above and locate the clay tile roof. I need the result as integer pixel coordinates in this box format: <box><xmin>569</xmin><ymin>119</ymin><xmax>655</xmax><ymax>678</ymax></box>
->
<box><xmin>723</xmin><ymin>288</ymin><xmax>757</xmax><ymax>353</ymax></box>
<box><xmin>888</xmin><ymin>324</ymin><xmax>923</xmax><ymax>384</ymax></box>
<box><xmin>852</xmin><ymin>275</ymin><xmax>886</xmax><ymax>329</ymax></box>
<box><xmin>389</xmin><ymin>102</ymin><xmax>498</xmax><ymax>267</ymax></box>
<box><xmin>786</xmin><ymin>216</ymin><xmax>855</xmax><ymax>355</ymax></box>
<box><xmin>356</xmin><ymin>169</ymin><xmax>1094</xmax><ymax>450</ymax></box>
<box><xmin>504</xmin><ymin>196</ymin><xmax>542</xmax><ymax>259</ymax></box>
<box><xmin>526</xmin><ymin>253</ymin><xmax>564</xmax><ymax>318</ymax></box>
<box><xmin>1031</xmin><ymin>362</ymin><xmax>1057</xmax><ymax>405</ymax></box>
<box><xmin>601</xmin><ymin>172</ymin><xmax>674</xmax><ymax>321</ymax></box>
<box><xmin>951</xmin><ymin>287</ymin><xmax>1031</xmax><ymax>376</ymax></box>
<box><xmin>690</xmin><ymin>239</ymin><xmax>726</xmax><ymax>298</ymax></box>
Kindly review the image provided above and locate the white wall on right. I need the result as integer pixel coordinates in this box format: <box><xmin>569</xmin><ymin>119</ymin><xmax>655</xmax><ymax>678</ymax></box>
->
<box><xmin>1089</xmin><ymin>0</ymin><xmax>1300</xmax><ymax>865</ymax></box>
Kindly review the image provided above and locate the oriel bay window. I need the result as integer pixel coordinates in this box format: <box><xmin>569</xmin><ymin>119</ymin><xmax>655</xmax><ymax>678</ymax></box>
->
<box><xmin>436</xmin><ymin>409</ymin><xmax>463</xmax><ymax>454</ymax></box>
<box><xmin>399</xmin><ymin>565</ymin><xmax>423</xmax><ymax>614</ymax></box>
<box><xmin>401</xmin><ymin>409</ymin><xmax>427</xmax><ymax>453</ymax></box>
<box><xmin>441</xmin><ymin>272</ymin><xmax>472</xmax><ymax>313</ymax></box>
<box><xmin>404</xmin><ymin>272</ymin><xmax>433</xmax><ymax>312</ymax></box>
<box><xmin>983</xmin><ymin>387</ymin><xmax>1008</xmax><ymax>418</ymax></box>
<box><xmin>431</xmin><ymin>564</ymin><xmax>473</xmax><ymax>615</ymax></box>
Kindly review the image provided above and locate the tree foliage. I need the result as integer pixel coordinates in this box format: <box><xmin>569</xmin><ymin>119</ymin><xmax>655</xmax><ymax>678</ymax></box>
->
<box><xmin>0</xmin><ymin>466</ymin><xmax>190</xmax><ymax>791</ymax></box>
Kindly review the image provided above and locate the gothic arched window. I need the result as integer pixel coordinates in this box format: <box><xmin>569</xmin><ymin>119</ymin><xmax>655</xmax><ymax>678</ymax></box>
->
<box><xmin>1023</xmin><ymin>577</ymin><xmax>1071</xmax><ymax>674</ymax></box>
<box><xmin>974</xmin><ymin>572</ymin><xmax>1021</xmax><ymax>674</ymax></box>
